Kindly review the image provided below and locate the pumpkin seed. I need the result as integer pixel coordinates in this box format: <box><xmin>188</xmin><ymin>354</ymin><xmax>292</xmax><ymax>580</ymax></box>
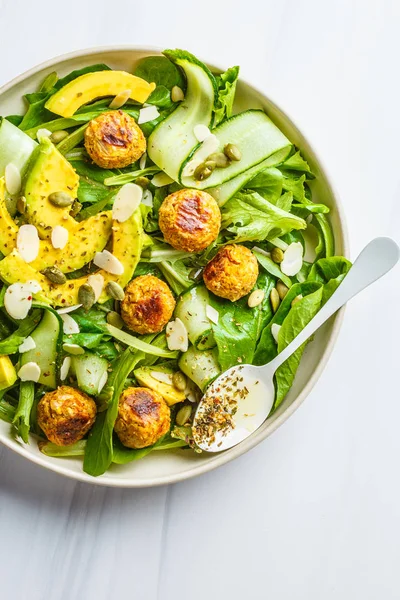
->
<box><xmin>78</xmin><ymin>283</ymin><xmax>96</xmax><ymax>311</ymax></box>
<box><xmin>291</xmin><ymin>294</ymin><xmax>303</xmax><ymax>307</ymax></box>
<box><xmin>106</xmin><ymin>311</ymin><xmax>124</xmax><ymax>329</ymax></box>
<box><xmin>135</xmin><ymin>176</ymin><xmax>150</xmax><ymax>188</ymax></box>
<box><xmin>70</xmin><ymin>199</ymin><xmax>82</xmax><ymax>217</ymax></box>
<box><xmin>194</xmin><ymin>163</ymin><xmax>213</xmax><ymax>181</ymax></box>
<box><xmin>17</xmin><ymin>196</ymin><xmax>27</xmax><ymax>214</ymax></box>
<box><xmin>171</xmin><ymin>86</ymin><xmax>184</xmax><ymax>102</ymax></box>
<box><xmin>106</xmin><ymin>281</ymin><xmax>125</xmax><ymax>301</ymax></box>
<box><xmin>248</xmin><ymin>289</ymin><xmax>265</xmax><ymax>308</ymax></box>
<box><xmin>271</xmin><ymin>247</ymin><xmax>284</xmax><ymax>264</ymax></box>
<box><xmin>172</xmin><ymin>371</ymin><xmax>187</xmax><ymax>391</ymax></box>
<box><xmin>48</xmin><ymin>191</ymin><xmax>74</xmax><ymax>207</ymax></box>
<box><xmin>224</xmin><ymin>143</ymin><xmax>242</xmax><ymax>161</ymax></box>
<box><xmin>208</xmin><ymin>152</ymin><xmax>230</xmax><ymax>168</ymax></box>
<box><xmin>41</xmin><ymin>266</ymin><xmax>67</xmax><ymax>285</ymax></box>
<box><xmin>276</xmin><ymin>281</ymin><xmax>289</xmax><ymax>300</ymax></box>
<box><xmin>50</xmin><ymin>130</ymin><xmax>69</xmax><ymax>144</ymax></box>
<box><xmin>270</xmin><ymin>287</ymin><xmax>280</xmax><ymax>313</ymax></box>
<box><xmin>204</xmin><ymin>160</ymin><xmax>217</xmax><ymax>171</ymax></box>
<box><xmin>176</xmin><ymin>404</ymin><xmax>192</xmax><ymax>426</ymax></box>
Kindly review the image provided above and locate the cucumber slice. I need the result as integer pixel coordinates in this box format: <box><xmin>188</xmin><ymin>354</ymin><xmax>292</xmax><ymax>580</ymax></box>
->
<box><xmin>72</xmin><ymin>352</ymin><xmax>108</xmax><ymax>396</ymax></box>
<box><xmin>209</xmin><ymin>146</ymin><xmax>292</xmax><ymax>206</ymax></box>
<box><xmin>147</xmin><ymin>49</ymin><xmax>217</xmax><ymax>182</ymax></box>
<box><xmin>21</xmin><ymin>309</ymin><xmax>62</xmax><ymax>389</ymax></box>
<box><xmin>175</xmin><ymin>285</ymin><xmax>215</xmax><ymax>350</ymax></box>
<box><xmin>0</xmin><ymin>117</ymin><xmax>37</xmax><ymax>177</ymax></box>
<box><xmin>179</xmin><ymin>346</ymin><xmax>220</xmax><ymax>392</ymax></box>
<box><xmin>181</xmin><ymin>110</ymin><xmax>291</xmax><ymax>189</ymax></box>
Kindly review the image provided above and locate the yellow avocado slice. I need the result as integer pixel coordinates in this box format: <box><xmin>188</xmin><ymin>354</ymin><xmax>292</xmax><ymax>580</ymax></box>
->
<box><xmin>45</xmin><ymin>71</ymin><xmax>156</xmax><ymax>118</ymax></box>
<box><xmin>0</xmin><ymin>355</ymin><xmax>18</xmax><ymax>391</ymax></box>
<box><xmin>0</xmin><ymin>177</ymin><xmax>112</xmax><ymax>273</ymax></box>
<box><xmin>24</xmin><ymin>138</ymin><xmax>79</xmax><ymax>238</ymax></box>
<box><xmin>0</xmin><ymin>209</ymin><xmax>143</xmax><ymax>306</ymax></box>
<box><xmin>134</xmin><ymin>366</ymin><xmax>185</xmax><ymax>406</ymax></box>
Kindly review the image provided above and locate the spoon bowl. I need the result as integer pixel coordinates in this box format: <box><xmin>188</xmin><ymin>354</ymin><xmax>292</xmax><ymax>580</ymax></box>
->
<box><xmin>193</xmin><ymin>237</ymin><xmax>400</xmax><ymax>452</ymax></box>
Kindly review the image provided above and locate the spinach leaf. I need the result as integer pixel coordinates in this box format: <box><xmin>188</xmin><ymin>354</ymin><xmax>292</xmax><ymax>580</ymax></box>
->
<box><xmin>72</xmin><ymin>307</ymin><xmax>108</xmax><ymax>333</ymax></box>
<box><xmin>69</xmin><ymin>159</ymin><xmax>117</xmax><ymax>204</ymax></box>
<box><xmin>64</xmin><ymin>332</ymin><xmax>104</xmax><ymax>349</ymax></box>
<box><xmin>210</xmin><ymin>271</ymin><xmax>275</xmax><ymax>370</ymax></box>
<box><xmin>275</xmin><ymin>286</ymin><xmax>323</xmax><ymax>407</ymax></box>
<box><xmin>134</xmin><ymin>56</ymin><xmax>185</xmax><ymax>90</ymax></box>
<box><xmin>83</xmin><ymin>349</ymin><xmax>145</xmax><ymax>476</ymax></box>
<box><xmin>12</xmin><ymin>381</ymin><xmax>35</xmax><ymax>443</ymax></box>
<box><xmin>0</xmin><ymin>310</ymin><xmax>41</xmax><ymax>355</ymax></box>
<box><xmin>92</xmin><ymin>341</ymin><xmax>118</xmax><ymax>362</ymax></box>
<box><xmin>214</xmin><ymin>66</ymin><xmax>239</xmax><ymax>126</ymax></box>
<box><xmin>253</xmin><ymin>250</ymin><xmax>292</xmax><ymax>288</ymax></box>
<box><xmin>77</xmin><ymin>195</ymin><xmax>112</xmax><ymax>220</ymax></box>
<box><xmin>147</xmin><ymin>85</ymin><xmax>174</xmax><ymax>108</ymax></box>
<box><xmin>221</xmin><ymin>191</ymin><xmax>306</xmax><ymax>243</ymax></box>
<box><xmin>6</xmin><ymin>115</ymin><xmax>23</xmax><ymax>127</ymax></box>
<box><xmin>247</xmin><ymin>167</ymin><xmax>283</xmax><ymax>203</ymax></box>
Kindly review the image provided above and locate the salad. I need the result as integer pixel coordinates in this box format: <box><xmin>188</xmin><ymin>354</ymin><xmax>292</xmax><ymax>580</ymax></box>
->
<box><xmin>0</xmin><ymin>49</ymin><xmax>350</xmax><ymax>476</ymax></box>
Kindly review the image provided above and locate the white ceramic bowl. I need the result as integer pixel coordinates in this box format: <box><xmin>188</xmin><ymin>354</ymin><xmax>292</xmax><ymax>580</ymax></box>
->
<box><xmin>0</xmin><ymin>46</ymin><xmax>348</xmax><ymax>487</ymax></box>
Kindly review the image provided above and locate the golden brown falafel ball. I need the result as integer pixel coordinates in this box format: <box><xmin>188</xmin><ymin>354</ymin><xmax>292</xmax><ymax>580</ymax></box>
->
<box><xmin>37</xmin><ymin>386</ymin><xmax>97</xmax><ymax>446</ymax></box>
<box><xmin>203</xmin><ymin>244</ymin><xmax>259</xmax><ymax>302</ymax></box>
<box><xmin>114</xmin><ymin>387</ymin><xmax>171</xmax><ymax>448</ymax></box>
<box><xmin>120</xmin><ymin>274</ymin><xmax>175</xmax><ymax>335</ymax></box>
<box><xmin>158</xmin><ymin>189</ymin><xmax>221</xmax><ymax>253</ymax></box>
<box><xmin>84</xmin><ymin>110</ymin><xmax>146</xmax><ymax>169</ymax></box>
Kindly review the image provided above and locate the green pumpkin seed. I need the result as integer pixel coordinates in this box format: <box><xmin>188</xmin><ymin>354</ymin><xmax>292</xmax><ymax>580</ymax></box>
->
<box><xmin>106</xmin><ymin>311</ymin><xmax>124</xmax><ymax>329</ymax></box>
<box><xmin>78</xmin><ymin>283</ymin><xmax>96</xmax><ymax>311</ymax></box>
<box><xmin>194</xmin><ymin>163</ymin><xmax>213</xmax><ymax>181</ymax></box>
<box><xmin>270</xmin><ymin>287</ymin><xmax>280</xmax><ymax>313</ymax></box>
<box><xmin>208</xmin><ymin>152</ymin><xmax>231</xmax><ymax>168</ymax></box>
<box><xmin>224</xmin><ymin>143</ymin><xmax>242</xmax><ymax>161</ymax></box>
<box><xmin>41</xmin><ymin>266</ymin><xmax>67</xmax><ymax>285</ymax></box>
<box><xmin>276</xmin><ymin>281</ymin><xmax>289</xmax><ymax>300</ymax></box>
<box><xmin>135</xmin><ymin>176</ymin><xmax>150</xmax><ymax>188</ymax></box>
<box><xmin>70</xmin><ymin>199</ymin><xmax>82</xmax><ymax>217</ymax></box>
<box><xmin>271</xmin><ymin>247</ymin><xmax>284</xmax><ymax>264</ymax></box>
<box><xmin>17</xmin><ymin>196</ymin><xmax>27</xmax><ymax>214</ymax></box>
<box><xmin>204</xmin><ymin>160</ymin><xmax>216</xmax><ymax>171</ymax></box>
<box><xmin>50</xmin><ymin>130</ymin><xmax>69</xmax><ymax>144</ymax></box>
<box><xmin>172</xmin><ymin>371</ymin><xmax>187</xmax><ymax>392</ymax></box>
<box><xmin>106</xmin><ymin>281</ymin><xmax>125</xmax><ymax>301</ymax></box>
<box><xmin>48</xmin><ymin>191</ymin><xmax>74</xmax><ymax>207</ymax></box>
<box><xmin>176</xmin><ymin>404</ymin><xmax>192</xmax><ymax>426</ymax></box>
<box><xmin>171</xmin><ymin>86</ymin><xmax>184</xmax><ymax>102</ymax></box>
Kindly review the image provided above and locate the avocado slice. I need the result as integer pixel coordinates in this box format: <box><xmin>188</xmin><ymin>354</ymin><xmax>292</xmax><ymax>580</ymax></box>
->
<box><xmin>0</xmin><ymin>208</ymin><xmax>143</xmax><ymax>306</ymax></box>
<box><xmin>45</xmin><ymin>71</ymin><xmax>156</xmax><ymax>117</ymax></box>
<box><xmin>134</xmin><ymin>366</ymin><xmax>185</xmax><ymax>406</ymax></box>
<box><xmin>0</xmin><ymin>355</ymin><xmax>17</xmax><ymax>391</ymax></box>
<box><xmin>0</xmin><ymin>176</ymin><xmax>112</xmax><ymax>273</ymax></box>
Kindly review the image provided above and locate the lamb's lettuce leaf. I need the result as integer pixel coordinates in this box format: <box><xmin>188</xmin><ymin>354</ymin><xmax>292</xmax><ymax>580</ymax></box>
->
<box><xmin>134</xmin><ymin>56</ymin><xmax>185</xmax><ymax>90</ymax></box>
<box><xmin>214</xmin><ymin>66</ymin><xmax>239</xmax><ymax>126</ymax></box>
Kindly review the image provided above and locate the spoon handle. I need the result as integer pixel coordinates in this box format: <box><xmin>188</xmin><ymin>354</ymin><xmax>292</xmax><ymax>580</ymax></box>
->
<box><xmin>269</xmin><ymin>237</ymin><xmax>399</xmax><ymax>372</ymax></box>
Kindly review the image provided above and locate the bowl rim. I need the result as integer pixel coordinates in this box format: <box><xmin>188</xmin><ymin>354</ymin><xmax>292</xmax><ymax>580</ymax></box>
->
<box><xmin>0</xmin><ymin>45</ymin><xmax>349</xmax><ymax>487</ymax></box>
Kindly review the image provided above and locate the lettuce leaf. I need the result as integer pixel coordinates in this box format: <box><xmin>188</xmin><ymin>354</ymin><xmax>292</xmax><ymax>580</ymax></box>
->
<box><xmin>246</xmin><ymin>167</ymin><xmax>283</xmax><ymax>203</ymax></box>
<box><xmin>214</xmin><ymin>66</ymin><xmax>239</xmax><ymax>126</ymax></box>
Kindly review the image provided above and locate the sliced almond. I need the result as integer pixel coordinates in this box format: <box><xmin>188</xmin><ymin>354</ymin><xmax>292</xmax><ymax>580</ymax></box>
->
<box><xmin>141</xmin><ymin>189</ymin><xmax>153</xmax><ymax>207</ymax></box>
<box><xmin>194</xmin><ymin>124</ymin><xmax>211</xmax><ymax>142</ymax></box>
<box><xmin>182</xmin><ymin>134</ymin><xmax>219</xmax><ymax>177</ymax></box>
<box><xmin>87</xmin><ymin>274</ymin><xmax>105</xmax><ymax>302</ymax></box>
<box><xmin>18</xmin><ymin>362</ymin><xmax>41</xmax><ymax>382</ymax></box>
<box><xmin>17</xmin><ymin>224</ymin><xmax>40</xmax><ymax>263</ymax></box>
<box><xmin>139</xmin><ymin>152</ymin><xmax>147</xmax><ymax>170</ymax></box>
<box><xmin>280</xmin><ymin>242</ymin><xmax>303</xmax><ymax>276</ymax></box>
<box><xmin>18</xmin><ymin>336</ymin><xmax>36</xmax><ymax>354</ymax></box>
<box><xmin>5</xmin><ymin>163</ymin><xmax>22</xmax><ymax>195</ymax></box>
<box><xmin>4</xmin><ymin>283</ymin><xmax>33</xmax><ymax>320</ymax></box>
<box><xmin>205</xmin><ymin>304</ymin><xmax>219</xmax><ymax>324</ymax></box>
<box><xmin>150</xmin><ymin>371</ymin><xmax>173</xmax><ymax>385</ymax></box>
<box><xmin>171</xmin><ymin>86</ymin><xmax>184</xmax><ymax>102</ymax></box>
<box><xmin>57</xmin><ymin>304</ymin><xmax>82</xmax><ymax>315</ymax></box>
<box><xmin>271</xmin><ymin>323</ymin><xmax>282</xmax><ymax>344</ymax></box>
<box><xmin>248</xmin><ymin>289</ymin><xmax>265</xmax><ymax>308</ymax></box>
<box><xmin>37</xmin><ymin>128</ymin><xmax>52</xmax><ymax>142</ymax></box>
<box><xmin>109</xmin><ymin>89</ymin><xmax>131</xmax><ymax>109</ymax></box>
<box><xmin>97</xmin><ymin>371</ymin><xmax>108</xmax><ymax>394</ymax></box>
<box><xmin>60</xmin><ymin>356</ymin><xmax>72</xmax><ymax>381</ymax></box>
<box><xmin>27</xmin><ymin>280</ymin><xmax>42</xmax><ymax>293</ymax></box>
<box><xmin>166</xmin><ymin>317</ymin><xmax>188</xmax><ymax>352</ymax></box>
<box><xmin>51</xmin><ymin>225</ymin><xmax>69</xmax><ymax>249</ymax></box>
<box><xmin>151</xmin><ymin>172</ymin><xmax>174</xmax><ymax>187</ymax></box>
<box><xmin>138</xmin><ymin>105</ymin><xmax>160</xmax><ymax>124</ymax></box>
<box><xmin>112</xmin><ymin>183</ymin><xmax>142</xmax><ymax>222</ymax></box>
<box><xmin>62</xmin><ymin>343</ymin><xmax>85</xmax><ymax>355</ymax></box>
<box><xmin>93</xmin><ymin>250</ymin><xmax>124</xmax><ymax>275</ymax></box>
<box><xmin>60</xmin><ymin>313</ymin><xmax>80</xmax><ymax>334</ymax></box>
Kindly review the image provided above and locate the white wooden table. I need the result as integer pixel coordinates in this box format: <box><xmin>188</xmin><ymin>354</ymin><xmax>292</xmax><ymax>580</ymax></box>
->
<box><xmin>1</xmin><ymin>1</ymin><xmax>400</xmax><ymax>598</ymax></box>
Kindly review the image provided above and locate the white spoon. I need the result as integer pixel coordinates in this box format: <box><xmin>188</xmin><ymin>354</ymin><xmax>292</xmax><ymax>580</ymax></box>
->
<box><xmin>193</xmin><ymin>237</ymin><xmax>399</xmax><ymax>452</ymax></box>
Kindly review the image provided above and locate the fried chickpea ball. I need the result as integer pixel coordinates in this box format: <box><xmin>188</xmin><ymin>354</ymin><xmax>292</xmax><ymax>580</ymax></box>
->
<box><xmin>84</xmin><ymin>110</ymin><xmax>146</xmax><ymax>169</ymax></box>
<box><xmin>37</xmin><ymin>385</ymin><xmax>97</xmax><ymax>446</ymax></box>
<box><xmin>203</xmin><ymin>244</ymin><xmax>259</xmax><ymax>301</ymax></box>
<box><xmin>120</xmin><ymin>274</ymin><xmax>175</xmax><ymax>335</ymax></box>
<box><xmin>114</xmin><ymin>387</ymin><xmax>171</xmax><ymax>449</ymax></box>
<box><xmin>158</xmin><ymin>188</ymin><xmax>221</xmax><ymax>253</ymax></box>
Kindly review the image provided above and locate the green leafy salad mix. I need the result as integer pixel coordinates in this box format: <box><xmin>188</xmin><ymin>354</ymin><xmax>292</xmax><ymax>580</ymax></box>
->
<box><xmin>0</xmin><ymin>49</ymin><xmax>350</xmax><ymax>476</ymax></box>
